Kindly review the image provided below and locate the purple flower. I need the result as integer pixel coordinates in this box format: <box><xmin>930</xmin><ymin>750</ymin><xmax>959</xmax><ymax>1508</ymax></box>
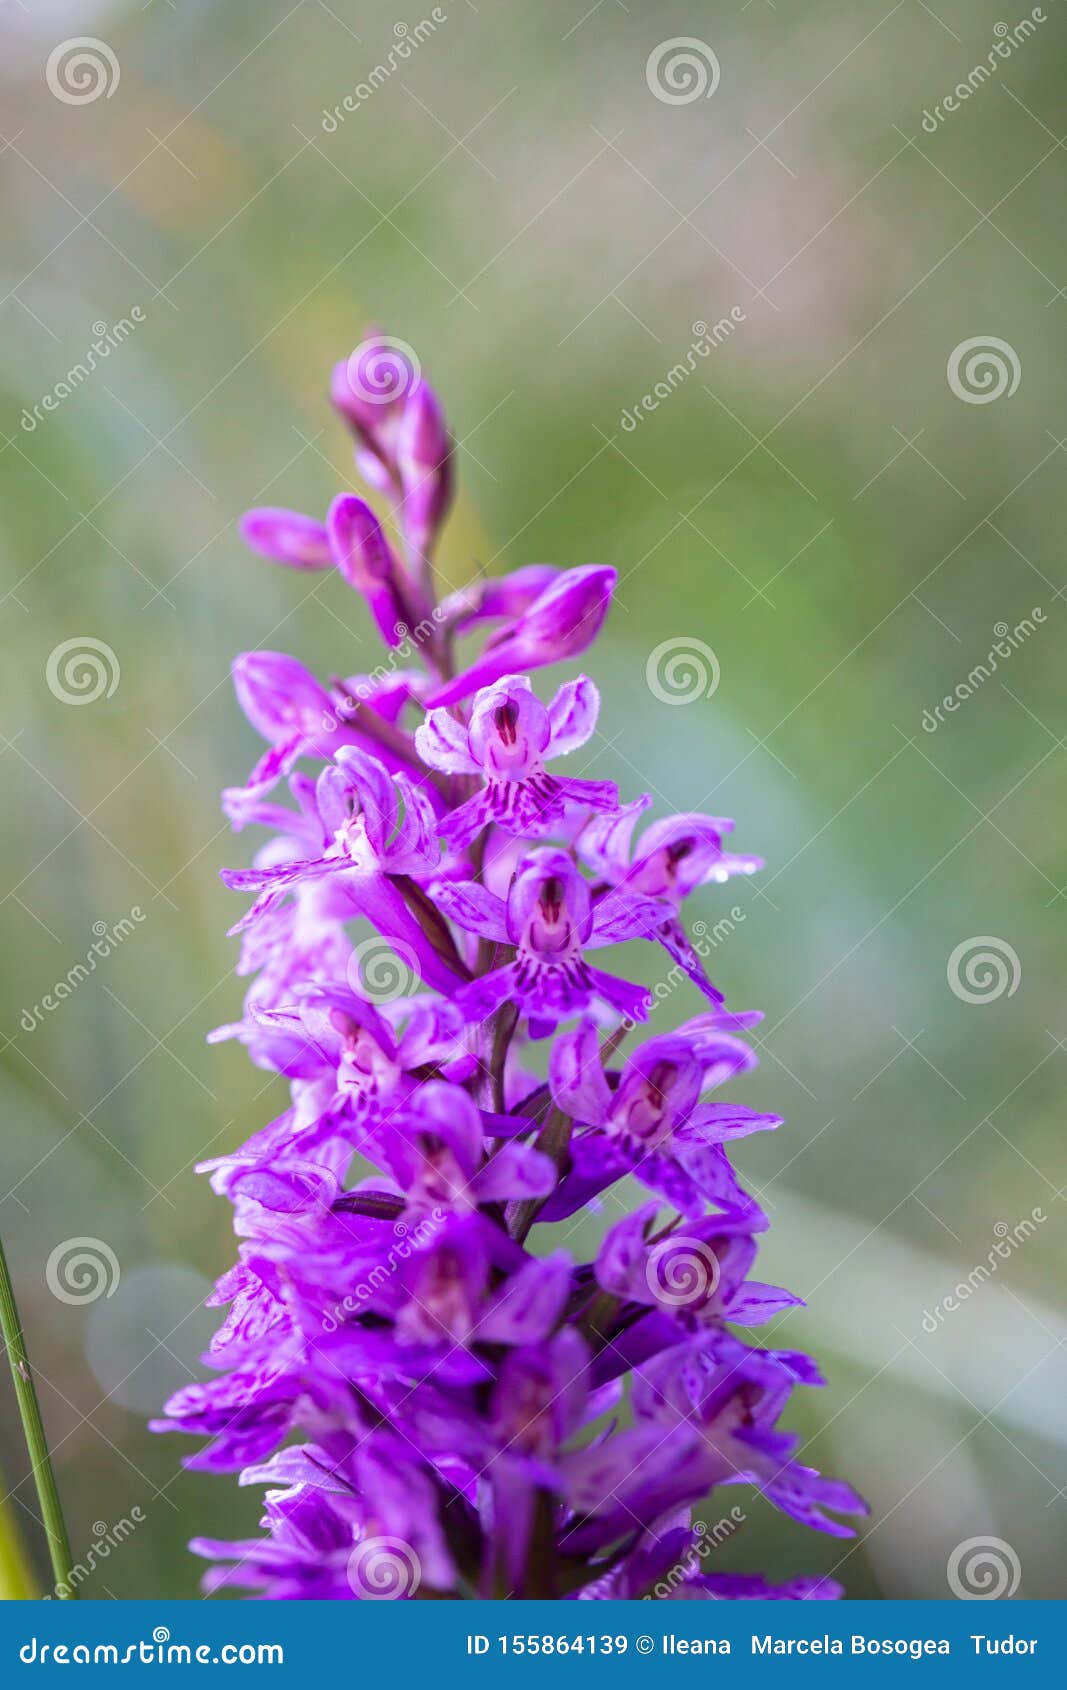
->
<box><xmin>425</xmin><ymin>565</ymin><xmax>616</xmax><ymax>707</ymax></box>
<box><xmin>437</xmin><ymin>847</ymin><xmax>664</xmax><ymax>1031</ymax></box>
<box><xmin>158</xmin><ymin>334</ymin><xmax>867</xmax><ymax>1601</ymax></box>
<box><xmin>542</xmin><ymin>1014</ymin><xmax>779</xmax><ymax>1218</ymax></box>
<box><xmin>327</xmin><ymin>494</ymin><xmax>417</xmax><ymax>646</ymax></box>
<box><xmin>578</xmin><ymin>799</ymin><xmax>764</xmax><ymax>1005</ymax></box>
<box><xmin>415</xmin><ymin>674</ymin><xmax>617</xmax><ymax>848</ymax></box>
<box><xmin>240</xmin><ymin>507</ymin><xmax>332</xmax><ymax>570</ymax></box>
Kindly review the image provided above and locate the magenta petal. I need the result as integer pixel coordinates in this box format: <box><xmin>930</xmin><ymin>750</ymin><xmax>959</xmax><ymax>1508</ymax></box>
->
<box><xmin>240</xmin><ymin>507</ymin><xmax>332</xmax><ymax>570</ymax></box>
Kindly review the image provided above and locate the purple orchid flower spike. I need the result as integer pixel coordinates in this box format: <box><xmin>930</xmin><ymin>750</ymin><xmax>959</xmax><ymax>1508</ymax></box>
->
<box><xmin>163</xmin><ymin>335</ymin><xmax>866</xmax><ymax>1602</ymax></box>
<box><xmin>415</xmin><ymin>674</ymin><xmax>618</xmax><ymax>849</ymax></box>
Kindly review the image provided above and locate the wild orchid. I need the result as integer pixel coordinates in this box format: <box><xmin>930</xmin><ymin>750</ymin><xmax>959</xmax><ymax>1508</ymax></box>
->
<box><xmin>154</xmin><ymin>333</ymin><xmax>867</xmax><ymax>1601</ymax></box>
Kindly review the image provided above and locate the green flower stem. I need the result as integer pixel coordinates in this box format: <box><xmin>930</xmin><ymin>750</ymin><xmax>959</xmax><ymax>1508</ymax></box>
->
<box><xmin>0</xmin><ymin>1234</ymin><xmax>75</xmax><ymax>1598</ymax></box>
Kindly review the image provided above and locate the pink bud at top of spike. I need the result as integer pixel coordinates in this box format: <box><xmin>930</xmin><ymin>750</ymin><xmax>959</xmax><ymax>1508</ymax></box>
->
<box><xmin>397</xmin><ymin>385</ymin><xmax>454</xmax><ymax>558</ymax></box>
<box><xmin>327</xmin><ymin>495</ymin><xmax>410</xmax><ymax>648</ymax></box>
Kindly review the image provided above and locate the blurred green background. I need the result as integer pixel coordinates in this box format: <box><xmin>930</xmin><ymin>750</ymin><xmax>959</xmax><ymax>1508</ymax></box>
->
<box><xmin>1</xmin><ymin>0</ymin><xmax>1064</xmax><ymax>1600</ymax></box>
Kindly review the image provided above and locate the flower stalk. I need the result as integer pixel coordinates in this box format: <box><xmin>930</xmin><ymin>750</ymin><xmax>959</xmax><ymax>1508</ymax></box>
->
<box><xmin>0</xmin><ymin>1234</ymin><xmax>75</xmax><ymax>1597</ymax></box>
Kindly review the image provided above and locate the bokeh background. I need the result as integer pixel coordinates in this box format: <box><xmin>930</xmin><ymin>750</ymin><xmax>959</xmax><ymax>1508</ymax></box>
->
<box><xmin>1</xmin><ymin>0</ymin><xmax>1064</xmax><ymax>1601</ymax></box>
